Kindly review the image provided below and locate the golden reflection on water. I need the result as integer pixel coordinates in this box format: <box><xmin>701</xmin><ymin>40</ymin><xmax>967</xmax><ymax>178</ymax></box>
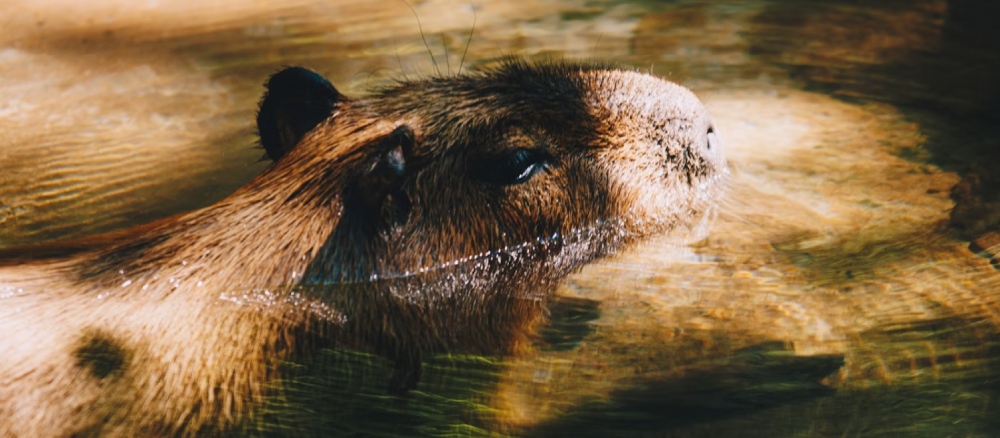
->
<box><xmin>1</xmin><ymin>0</ymin><xmax>998</xmax><ymax>436</ymax></box>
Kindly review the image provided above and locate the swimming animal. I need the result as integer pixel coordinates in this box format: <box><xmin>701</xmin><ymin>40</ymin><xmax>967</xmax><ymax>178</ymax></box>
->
<box><xmin>0</xmin><ymin>60</ymin><xmax>727</xmax><ymax>436</ymax></box>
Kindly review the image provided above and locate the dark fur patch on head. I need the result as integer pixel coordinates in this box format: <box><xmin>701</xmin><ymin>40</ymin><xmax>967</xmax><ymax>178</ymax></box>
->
<box><xmin>74</xmin><ymin>330</ymin><xmax>129</xmax><ymax>379</ymax></box>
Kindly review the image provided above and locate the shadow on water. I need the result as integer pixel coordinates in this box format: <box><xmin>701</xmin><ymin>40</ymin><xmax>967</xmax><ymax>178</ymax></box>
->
<box><xmin>525</xmin><ymin>342</ymin><xmax>843</xmax><ymax>438</ymax></box>
<box><xmin>521</xmin><ymin>315</ymin><xmax>1000</xmax><ymax>438</ymax></box>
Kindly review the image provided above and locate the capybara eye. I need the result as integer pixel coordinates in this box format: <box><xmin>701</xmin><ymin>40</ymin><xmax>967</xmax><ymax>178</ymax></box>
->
<box><xmin>477</xmin><ymin>148</ymin><xmax>551</xmax><ymax>186</ymax></box>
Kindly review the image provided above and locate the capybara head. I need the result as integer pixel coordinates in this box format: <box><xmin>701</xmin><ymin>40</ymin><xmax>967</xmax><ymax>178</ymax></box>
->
<box><xmin>257</xmin><ymin>61</ymin><xmax>727</xmax><ymax>297</ymax></box>
<box><xmin>248</xmin><ymin>62</ymin><xmax>729</xmax><ymax>370</ymax></box>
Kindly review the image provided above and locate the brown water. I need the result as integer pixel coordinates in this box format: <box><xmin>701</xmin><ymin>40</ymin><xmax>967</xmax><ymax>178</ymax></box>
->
<box><xmin>1</xmin><ymin>0</ymin><xmax>999</xmax><ymax>436</ymax></box>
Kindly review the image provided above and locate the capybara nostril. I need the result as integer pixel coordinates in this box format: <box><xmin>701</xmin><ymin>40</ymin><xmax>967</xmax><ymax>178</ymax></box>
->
<box><xmin>707</xmin><ymin>123</ymin><xmax>718</xmax><ymax>150</ymax></box>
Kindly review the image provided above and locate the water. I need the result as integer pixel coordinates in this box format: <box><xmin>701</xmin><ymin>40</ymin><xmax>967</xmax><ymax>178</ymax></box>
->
<box><xmin>1</xmin><ymin>0</ymin><xmax>998</xmax><ymax>436</ymax></box>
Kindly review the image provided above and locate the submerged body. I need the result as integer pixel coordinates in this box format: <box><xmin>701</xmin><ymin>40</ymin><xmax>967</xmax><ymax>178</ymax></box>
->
<box><xmin>0</xmin><ymin>60</ymin><xmax>726</xmax><ymax>436</ymax></box>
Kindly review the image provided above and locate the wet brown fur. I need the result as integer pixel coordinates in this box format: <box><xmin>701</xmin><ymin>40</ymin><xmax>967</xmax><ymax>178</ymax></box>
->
<box><xmin>0</xmin><ymin>59</ymin><xmax>726</xmax><ymax>436</ymax></box>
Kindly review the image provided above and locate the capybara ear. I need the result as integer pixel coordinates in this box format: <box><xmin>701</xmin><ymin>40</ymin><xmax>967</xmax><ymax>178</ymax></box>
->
<box><xmin>257</xmin><ymin>67</ymin><xmax>341</xmax><ymax>161</ymax></box>
<box><xmin>351</xmin><ymin>125</ymin><xmax>415</xmax><ymax>226</ymax></box>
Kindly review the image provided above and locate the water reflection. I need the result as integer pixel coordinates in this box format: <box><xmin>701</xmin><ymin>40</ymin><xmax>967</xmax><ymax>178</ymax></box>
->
<box><xmin>1</xmin><ymin>0</ymin><xmax>998</xmax><ymax>436</ymax></box>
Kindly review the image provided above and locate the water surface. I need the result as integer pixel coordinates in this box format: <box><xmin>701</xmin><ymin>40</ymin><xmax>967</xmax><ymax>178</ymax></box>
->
<box><xmin>1</xmin><ymin>0</ymin><xmax>998</xmax><ymax>436</ymax></box>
